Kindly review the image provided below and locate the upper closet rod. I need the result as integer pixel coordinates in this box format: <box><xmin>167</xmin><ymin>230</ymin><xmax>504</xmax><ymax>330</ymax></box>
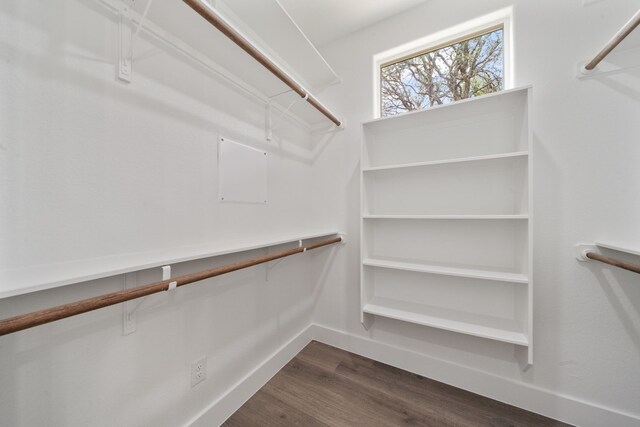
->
<box><xmin>0</xmin><ymin>236</ymin><xmax>342</xmax><ymax>337</ymax></box>
<box><xmin>584</xmin><ymin>9</ymin><xmax>640</xmax><ymax>70</ymax></box>
<box><xmin>182</xmin><ymin>0</ymin><xmax>342</xmax><ymax>127</ymax></box>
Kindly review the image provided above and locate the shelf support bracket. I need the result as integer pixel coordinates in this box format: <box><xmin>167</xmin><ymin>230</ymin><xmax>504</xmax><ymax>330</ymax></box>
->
<box><xmin>265</xmin><ymin>93</ymin><xmax>307</xmax><ymax>141</ymax></box>
<box><xmin>265</xmin><ymin>240</ymin><xmax>303</xmax><ymax>280</ymax></box>
<box><xmin>265</xmin><ymin>258</ymin><xmax>284</xmax><ymax>281</ymax></box>
<box><xmin>122</xmin><ymin>271</ymin><xmax>138</xmax><ymax>335</ymax></box>
<box><xmin>361</xmin><ymin>313</ymin><xmax>374</xmax><ymax>330</ymax></box>
<box><xmin>123</xmin><ymin>265</ymin><xmax>171</xmax><ymax>335</ymax></box>
<box><xmin>117</xmin><ymin>0</ymin><xmax>154</xmax><ymax>83</ymax></box>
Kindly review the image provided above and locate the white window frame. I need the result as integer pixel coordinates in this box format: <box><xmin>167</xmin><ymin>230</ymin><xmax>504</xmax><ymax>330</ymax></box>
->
<box><xmin>373</xmin><ymin>7</ymin><xmax>513</xmax><ymax>119</ymax></box>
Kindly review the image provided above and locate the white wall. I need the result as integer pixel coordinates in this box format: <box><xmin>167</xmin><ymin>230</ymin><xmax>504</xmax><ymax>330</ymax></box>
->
<box><xmin>0</xmin><ymin>0</ymin><xmax>319</xmax><ymax>276</ymax></box>
<box><xmin>311</xmin><ymin>0</ymin><xmax>640</xmax><ymax>425</ymax></box>
<box><xmin>0</xmin><ymin>0</ymin><xmax>331</xmax><ymax>425</ymax></box>
<box><xmin>3</xmin><ymin>0</ymin><xmax>640</xmax><ymax>426</ymax></box>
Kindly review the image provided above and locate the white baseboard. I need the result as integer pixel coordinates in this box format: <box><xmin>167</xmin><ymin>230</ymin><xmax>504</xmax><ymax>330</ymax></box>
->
<box><xmin>186</xmin><ymin>325</ymin><xmax>313</xmax><ymax>427</ymax></box>
<box><xmin>186</xmin><ymin>322</ymin><xmax>640</xmax><ymax>427</ymax></box>
<box><xmin>310</xmin><ymin>324</ymin><xmax>640</xmax><ymax>427</ymax></box>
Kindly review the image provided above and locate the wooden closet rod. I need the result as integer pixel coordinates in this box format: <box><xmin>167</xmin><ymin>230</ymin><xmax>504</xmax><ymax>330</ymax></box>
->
<box><xmin>585</xmin><ymin>9</ymin><xmax>640</xmax><ymax>70</ymax></box>
<box><xmin>0</xmin><ymin>236</ymin><xmax>342</xmax><ymax>337</ymax></box>
<box><xmin>585</xmin><ymin>251</ymin><xmax>640</xmax><ymax>275</ymax></box>
<box><xmin>182</xmin><ymin>0</ymin><xmax>342</xmax><ymax>127</ymax></box>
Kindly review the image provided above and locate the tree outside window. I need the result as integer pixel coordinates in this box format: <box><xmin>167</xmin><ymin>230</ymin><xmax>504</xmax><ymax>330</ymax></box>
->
<box><xmin>381</xmin><ymin>27</ymin><xmax>504</xmax><ymax>117</ymax></box>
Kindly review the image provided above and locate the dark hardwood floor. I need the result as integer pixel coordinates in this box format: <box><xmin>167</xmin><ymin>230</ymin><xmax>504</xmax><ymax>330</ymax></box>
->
<box><xmin>223</xmin><ymin>341</ymin><xmax>571</xmax><ymax>427</ymax></box>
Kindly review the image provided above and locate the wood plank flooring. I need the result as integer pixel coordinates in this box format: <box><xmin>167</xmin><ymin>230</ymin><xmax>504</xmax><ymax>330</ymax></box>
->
<box><xmin>223</xmin><ymin>341</ymin><xmax>571</xmax><ymax>427</ymax></box>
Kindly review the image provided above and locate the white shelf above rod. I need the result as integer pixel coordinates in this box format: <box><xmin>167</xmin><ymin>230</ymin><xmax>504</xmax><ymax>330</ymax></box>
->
<box><xmin>182</xmin><ymin>0</ymin><xmax>343</xmax><ymax>128</ymax></box>
<box><xmin>580</xmin><ymin>8</ymin><xmax>640</xmax><ymax>73</ymax></box>
<box><xmin>595</xmin><ymin>241</ymin><xmax>640</xmax><ymax>257</ymax></box>
<box><xmin>97</xmin><ymin>0</ymin><xmax>318</xmax><ymax>132</ymax></box>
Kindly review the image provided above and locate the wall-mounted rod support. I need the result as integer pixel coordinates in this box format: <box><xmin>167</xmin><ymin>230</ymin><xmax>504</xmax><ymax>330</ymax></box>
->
<box><xmin>0</xmin><ymin>236</ymin><xmax>342</xmax><ymax>337</ymax></box>
<box><xmin>585</xmin><ymin>251</ymin><xmax>640</xmax><ymax>275</ymax></box>
<box><xmin>126</xmin><ymin>0</ymin><xmax>155</xmax><ymax>60</ymax></box>
<box><xmin>182</xmin><ymin>0</ymin><xmax>342</xmax><ymax>127</ymax></box>
<box><xmin>584</xmin><ymin>9</ymin><xmax>640</xmax><ymax>70</ymax></box>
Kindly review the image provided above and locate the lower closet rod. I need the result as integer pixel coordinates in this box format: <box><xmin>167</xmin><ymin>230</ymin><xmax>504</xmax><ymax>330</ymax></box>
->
<box><xmin>585</xmin><ymin>251</ymin><xmax>640</xmax><ymax>275</ymax></box>
<box><xmin>0</xmin><ymin>236</ymin><xmax>342</xmax><ymax>337</ymax></box>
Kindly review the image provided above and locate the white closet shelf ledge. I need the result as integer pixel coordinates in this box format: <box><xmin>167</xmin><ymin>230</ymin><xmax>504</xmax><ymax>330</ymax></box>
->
<box><xmin>363</xmin><ymin>151</ymin><xmax>528</xmax><ymax>172</ymax></box>
<box><xmin>363</xmin><ymin>215</ymin><xmax>528</xmax><ymax>220</ymax></box>
<box><xmin>363</xmin><ymin>258</ymin><xmax>528</xmax><ymax>284</ymax></box>
<box><xmin>363</xmin><ymin>297</ymin><xmax>529</xmax><ymax>346</ymax></box>
<box><xmin>595</xmin><ymin>242</ymin><xmax>640</xmax><ymax>257</ymax></box>
<box><xmin>362</xmin><ymin>86</ymin><xmax>532</xmax><ymax>128</ymax></box>
<box><xmin>95</xmin><ymin>0</ymin><xmax>340</xmax><ymax>130</ymax></box>
<box><xmin>0</xmin><ymin>231</ymin><xmax>339</xmax><ymax>299</ymax></box>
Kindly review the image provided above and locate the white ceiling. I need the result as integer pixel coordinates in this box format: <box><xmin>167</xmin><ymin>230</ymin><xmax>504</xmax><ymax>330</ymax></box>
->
<box><xmin>277</xmin><ymin>0</ymin><xmax>431</xmax><ymax>48</ymax></box>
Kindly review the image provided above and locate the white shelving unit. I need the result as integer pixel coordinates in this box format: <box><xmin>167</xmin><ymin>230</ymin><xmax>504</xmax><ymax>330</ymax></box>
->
<box><xmin>360</xmin><ymin>87</ymin><xmax>533</xmax><ymax>364</ymax></box>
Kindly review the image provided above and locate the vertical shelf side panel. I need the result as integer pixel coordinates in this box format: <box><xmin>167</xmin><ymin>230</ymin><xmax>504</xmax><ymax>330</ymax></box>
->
<box><xmin>360</xmin><ymin>123</ymin><xmax>375</xmax><ymax>329</ymax></box>
<box><xmin>526</xmin><ymin>87</ymin><xmax>534</xmax><ymax>365</ymax></box>
<box><xmin>360</xmin><ymin>123</ymin><xmax>366</xmax><ymax>325</ymax></box>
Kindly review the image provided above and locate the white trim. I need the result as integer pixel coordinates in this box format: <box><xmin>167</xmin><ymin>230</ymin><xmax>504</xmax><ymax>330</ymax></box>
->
<box><xmin>310</xmin><ymin>324</ymin><xmax>640</xmax><ymax>427</ymax></box>
<box><xmin>185</xmin><ymin>322</ymin><xmax>640</xmax><ymax>427</ymax></box>
<box><xmin>372</xmin><ymin>7</ymin><xmax>513</xmax><ymax>119</ymax></box>
<box><xmin>186</xmin><ymin>325</ymin><xmax>313</xmax><ymax>427</ymax></box>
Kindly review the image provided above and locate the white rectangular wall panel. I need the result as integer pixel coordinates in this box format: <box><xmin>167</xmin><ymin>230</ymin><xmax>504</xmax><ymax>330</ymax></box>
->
<box><xmin>218</xmin><ymin>136</ymin><xmax>268</xmax><ymax>204</ymax></box>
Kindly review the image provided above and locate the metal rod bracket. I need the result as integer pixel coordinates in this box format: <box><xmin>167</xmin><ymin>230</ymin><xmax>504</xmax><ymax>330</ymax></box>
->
<box><xmin>123</xmin><ymin>264</ymin><xmax>171</xmax><ymax>335</ymax></box>
<box><xmin>123</xmin><ymin>272</ymin><xmax>138</xmax><ymax>335</ymax></box>
<box><xmin>575</xmin><ymin>243</ymin><xmax>598</xmax><ymax>261</ymax></box>
<box><xmin>338</xmin><ymin>233</ymin><xmax>347</xmax><ymax>245</ymax></box>
<box><xmin>265</xmin><ymin>96</ymin><xmax>305</xmax><ymax>141</ymax></box>
<box><xmin>117</xmin><ymin>5</ymin><xmax>133</xmax><ymax>83</ymax></box>
<box><xmin>117</xmin><ymin>0</ymin><xmax>154</xmax><ymax>83</ymax></box>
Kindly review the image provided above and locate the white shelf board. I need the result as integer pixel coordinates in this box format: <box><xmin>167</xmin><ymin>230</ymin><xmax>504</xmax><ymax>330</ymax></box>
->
<box><xmin>595</xmin><ymin>242</ymin><xmax>640</xmax><ymax>257</ymax></box>
<box><xmin>363</xmin><ymin>258</ymin><xmax>528</xmax><ymax>284</ymax></box>
<box><xmin>363</xmin><ymin>297</ymin><xmax>529</xmax><ymax>346</ymax></box>
<box><xmin>104</xmin><ymin>0</ymin><xmax>339</xmax><ymax>128</ymax></box>
<box><xmin>363</xmin><ymin>215</ymin><xmax>528</xmax><ymax>220</ymax></box>
<box><xmin>0</xmin><ymin>231</ymin><xmax>339</xmax><ymax>299</ymax></box>
<box><xmin>363</xmin><ymin>151</ymin><xmax>528</xmax><ymax>172</ymax></box>
<box><xmin>362</xmin><ymin>86</ymin><xmax>532</xmax><ymax>128</ymax></box>
<box><xmin>213</xmin><ymin>0</ymin><xmax>340</xmax><ymax>91</ymax></box>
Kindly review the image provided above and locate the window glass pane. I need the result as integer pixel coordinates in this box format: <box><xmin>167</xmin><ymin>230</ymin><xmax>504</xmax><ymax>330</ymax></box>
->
<box><xmin>381</xmin><ymin>28</ymin><xmax>504</xmax><ymax>117</ymax></box>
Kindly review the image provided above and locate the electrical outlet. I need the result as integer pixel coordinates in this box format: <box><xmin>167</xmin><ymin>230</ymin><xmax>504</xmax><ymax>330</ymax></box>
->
<box><xmin>191</xmin><ymin>356</ymin><xmax>207</xmax><ymax>388</ymax></box>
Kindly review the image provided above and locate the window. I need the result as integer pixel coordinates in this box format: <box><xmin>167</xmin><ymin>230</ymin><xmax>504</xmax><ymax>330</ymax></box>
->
<box><xmin>380</xmin><ymin>26</ymin><xmax>504</xmax><ymax>117</ymax></box>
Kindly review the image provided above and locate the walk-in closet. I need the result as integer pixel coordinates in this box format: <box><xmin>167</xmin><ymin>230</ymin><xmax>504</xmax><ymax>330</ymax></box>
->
<box><xmin>2</xmin><ymin>1</ymin><xmax>639</xmax><ymax>426</ymax></box>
